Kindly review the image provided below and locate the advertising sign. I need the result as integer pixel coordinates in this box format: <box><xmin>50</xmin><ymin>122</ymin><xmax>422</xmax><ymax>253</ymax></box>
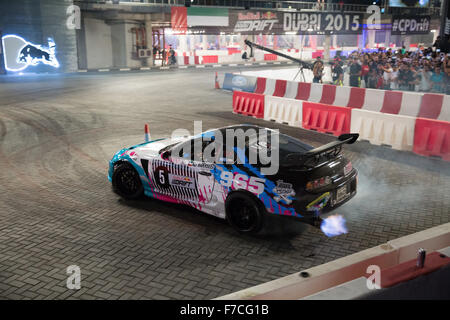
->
<box><xmin>172</xmin><ymin>9</ymin><xmax>364</xmax><ymax>35</ymax></box>
<box><xmin>391</xmin><ymin>15</ymin><xmax>431</xmax><ymax>35</ymax></box>
<box><xmin>222</xmin><ymin>73</ymin><xmax>257</xmax><ymax>92</ymax></box>
<box><xmin>283</xmin><ymin>12</ymin><xmax>363</xmax><ymax>34</ymax></box>
<box><xmin>1</xmin><ymin>34</ymin><xmax>60</xmax><ymax>72</ymax></box>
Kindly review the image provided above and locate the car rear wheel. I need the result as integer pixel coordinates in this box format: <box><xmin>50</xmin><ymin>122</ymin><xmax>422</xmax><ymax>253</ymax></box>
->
<box><xmin>225</xmin><ymin>192</ymin><xmax>265</xmax><ymax>234</ymax></box>
<box><xmin>112</xmin><ymin>162</ymin><xmax>143</xmax><ymax>200</ymax></box>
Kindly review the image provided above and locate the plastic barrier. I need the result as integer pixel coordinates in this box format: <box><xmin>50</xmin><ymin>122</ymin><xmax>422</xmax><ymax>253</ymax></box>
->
<box><xmin>308</xmin><ymin>83</ymin><xmax>324</xmax><ymax>103</ymax></box>
<box><xmin>222</xmin><ymin>73</ymin><xmax>257</xmax><ymax>92</ymax></box>
<box><xmin>264</xmin><ymin>54</ymin><xmax>277</xmax><ymax>61</ymax></box>
<box><xmin>417</xmin><ymin>93</ymin><xmax>444</xmax><ymax>120</ymax></box>
<box><xmin>398</xmin><ymin>92</ymin><xmax>422</xmax><ymax>117</ymax></box>
<box><xmin>262</xmin><ymin>79</ymin><xmax>287</xmax><ymax>97</ymax></box>
<box><xmin>346</xmin><ymin>87</ymin><xmax>365</xmax><ymax>109</ymax></box>
<box><xmin>264</xmin><ymin>96</ymin><xmax>302</xmax><ymax>127</ymax></box>
<box><xmin>233</xmin><ymin>91</ymin><xmax>265</xmax><ymax>119</ymax></box>
<box><xmin>319</xmin><ymin>84</ymin><xmax>337</xmax><ymax>105</ymax></box>
<box><xmin>263</xmin><ymin>79</ymin><xmax>276</xmax><ymax>96</ymax></box>
<box><xmin>413</xmin><ymin>118</ymin><xmax>450</xmax><ymax>161</ymax></box>
<box><xmin>273</xmin><ymin>80</ymin><xmax>287</xmax><ymax>97</ymax></box>
<box><xmin>254</xmin><ymin>77</ymin><xmax>267</xmax><ymax>94</ymax></box>
<box><xmin>437</xmin><ymin>95</ymin><xmax>450</xmax><ymax>122</ymax></box>
<box><xmin>295</xmin><ymin>82</ymin><xmax>311</xmax><ymax>101</ymax></box>
<box><xmin>362</xmin><ymin>88</ymin><xmax>385</xmax><ymax>112</ymax></box>
<box><xmin>380</xmin><ymin>91</ymin><xmax>403</xmax><ymax>115</ymax></box>
<box><xmin>351</xmin><ymin>108</ymin><xmax>416</xmax><ymax>151</ymax></box>
<box><xmin>202</xmin><ymin>55</ymin><xmax>218</xmax><ymax>64</ymax></box>
<box><xmin>334</xmin><ymin>86</ymin><xmax>351</xmax><ymax>107</ymax></box>
<box><xmin>284</xmin><ymin>81</ymin><xmax>299</xmax><ymax>99</ymax></box>
<box><xmin>302</xmin><ymin>102</ymin><xmax>351</xmax><ymax>136</ymax></box>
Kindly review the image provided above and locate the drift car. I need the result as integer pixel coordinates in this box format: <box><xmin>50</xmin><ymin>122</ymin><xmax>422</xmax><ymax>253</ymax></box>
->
<box><xmin>108</xmin><ymin>125</ymin><xmax>358</xmax><ymax>234</ymax></box>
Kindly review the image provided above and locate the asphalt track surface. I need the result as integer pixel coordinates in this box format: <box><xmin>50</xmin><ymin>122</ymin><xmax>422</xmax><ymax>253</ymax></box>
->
<box><xmin>0</xmin><ymin>66</ymin><xmax>449</xmax><ymax>299</ymax></box>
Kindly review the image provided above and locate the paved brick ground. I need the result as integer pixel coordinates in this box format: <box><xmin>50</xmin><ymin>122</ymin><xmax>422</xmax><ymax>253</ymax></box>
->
<box><xmin>0</xmin><ymin>68</ymin><xmax>449</xmax><ymax>299</ymax></box>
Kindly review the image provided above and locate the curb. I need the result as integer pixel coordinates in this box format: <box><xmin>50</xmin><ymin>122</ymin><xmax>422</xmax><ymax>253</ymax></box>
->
<box><xmin>76</xmin><ymin>61</ymin><xmax>295</xmax><ymax>74</ymax></box>
<box><xmin>215</xmin><ymin>222</ymin><xmax>450</xmax><ymax>300</ymax></box>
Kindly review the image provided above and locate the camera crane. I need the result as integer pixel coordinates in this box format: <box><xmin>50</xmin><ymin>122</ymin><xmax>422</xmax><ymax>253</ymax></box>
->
<box><xmin>243</xmin><ymin>39</ymin><xmax>313</xmax><ymax>82</ymax></box>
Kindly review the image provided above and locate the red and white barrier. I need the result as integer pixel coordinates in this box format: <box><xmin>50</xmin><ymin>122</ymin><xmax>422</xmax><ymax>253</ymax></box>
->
<box><xmin>351</xmin><ymin>108</ymin><xmax>416</xmax><ymax>151</ymax></box>
<box><xmin>319</xmin><ymin>84</ymin><xmax>337</xmax><ymax>105</ymax></box>
<box><xmin>347</xmin><ymin>87</ymin><xmax>366</xmax><ymax>109</ymax></box>
<box><xmin>438</xmin><ymin>95</ymin><xmax>450</xmax><ymax>122</ymax></box>
<box><xmin>177</xmin><ymin>56</ymin><xmax>200</xmax><ymax>65</ymax></box>
<box><xmin>380</xmin><ymin>91</ymin><xmax>403</xmax><ymax>115</ymax></box>
<box><xmin>264</xmin><ymin>95</ymin><xmax>302</xmax><ymax>127</ymax></box>
<box><xmin>413</xmin><ymin>118</ymin><xmax>450</xmax><ymax>161</ymax></box>
<box><xmin>295</xmin><ymin>82</ymin><xmax>312</xmax><ymax>101</ymax></box>
<box><xmin>308</xmin><ymin>83</ymin><xmax>324</xmax><ymax>103</ymax></box>
<box><xmin>417</xmin><ymin>93</ymin><xmax>445</xmax><ymax>120</ymax></box>
<box><xmin>284</xmin><ymin>81</ymin><xmax>300</xmax><ymax>100</ymax></box>
<box><xmin>362</xmin><ymin>88</ymin><xmax>385</xmax><ymax>112</ymax></box>
<box><xmin>232</xmin><ymin>91</ymin><xmax>264</xmax><ymax>119</ymax></box>
<box><xmin>334</xmin><ymin>86</ymin><xmax>351</xmax><ymax>107</ymax></box>
<box><xmin>398</xmin><ymin>92</ymin><xmax>423</xmax><ymax>117</ymax></box>
<box><xmin>302</xmin><ymin>102</ymin><xmax>351</xmax><ymax>136</ymax></box>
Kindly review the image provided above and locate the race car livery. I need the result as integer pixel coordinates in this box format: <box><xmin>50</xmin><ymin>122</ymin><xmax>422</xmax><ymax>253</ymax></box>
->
<box><xmin>108</xmin><ymin>125</ymin><xmax>358</xmax><ymax>233</ymax></box>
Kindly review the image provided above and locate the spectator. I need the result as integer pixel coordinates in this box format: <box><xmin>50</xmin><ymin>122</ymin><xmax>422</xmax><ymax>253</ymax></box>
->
<box><xmin>390</xmin><ymin>64</ymin><xmax>399</xmax><ymax>90</ymax></box>
<box><xmin>431</xmin><ymin>65</ymin><xmax>444</xmax><ymax>93</ymax></box>
<box><xmin>313</xmin><ymin>57</ymin><xmax>324</xmax><ymax>83</ymax></box>
<box><xmin>361</xmin><ymin>57</ymin><xmax>370</xmax><ymax>87</ymax></box>
<box><xmin>349</xmin><ymin>57</ymin><xmax>361</xmax><ymax>87</ymax></box>
<box><xmin>332</xmin><ymin>60</ymin><xmax>344</xmax><ymax>86</ymax></box>
<box><xmin>168</xmin><ymin>45</ymin><xmax>176</xmax><ymax>65</ymax></box>
<box><xmin>397</xmin><ymin>63</ymin><xmax>413</xmax><ymax>91</ymax></box>
<box><xmin>419</xmin><ymin>64</ymin><xmax>432</xmax><ymax>92</ymax></box>
<box><xmin>382</xmin><ymin>63</ymin><xmax>393</xmax><ymax>90</ymax></box>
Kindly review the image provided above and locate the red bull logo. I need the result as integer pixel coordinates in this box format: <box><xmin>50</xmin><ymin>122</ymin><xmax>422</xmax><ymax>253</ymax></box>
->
<box><xmin>1</xmin><ymin>35</ymin><xmax>59</xmax><ymax>72</ymax></box>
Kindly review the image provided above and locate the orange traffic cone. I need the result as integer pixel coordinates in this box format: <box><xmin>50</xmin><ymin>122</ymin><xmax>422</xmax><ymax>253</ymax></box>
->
<box><xmin>215</xmin><ymin>72</ymin><xmax>220</xmax><ymax>89</ymax></box>
<box><xmin>144</xmin><ymin>124</ymin><xmax>151</xmax><ymax>142</ymax></box>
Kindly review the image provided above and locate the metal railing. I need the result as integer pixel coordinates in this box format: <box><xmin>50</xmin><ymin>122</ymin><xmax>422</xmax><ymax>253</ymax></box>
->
<box><xmin>75</xmin><ymin>0</ymin><xmax>441</xmax><ymax>16</ymax></box>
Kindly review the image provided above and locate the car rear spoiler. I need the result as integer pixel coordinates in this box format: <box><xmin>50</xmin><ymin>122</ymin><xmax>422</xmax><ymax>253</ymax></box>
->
<box><xmin>285</xmin><ymin>133</ymin><xmax>359</xmax><ymax>166</ymax></box>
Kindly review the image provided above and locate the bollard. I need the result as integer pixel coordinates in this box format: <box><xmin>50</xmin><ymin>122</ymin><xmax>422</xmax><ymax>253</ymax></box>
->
<box><xmin>416</xmin><ymin>248</ymin><xmax>426</xmax><ymax>268</ymax></box>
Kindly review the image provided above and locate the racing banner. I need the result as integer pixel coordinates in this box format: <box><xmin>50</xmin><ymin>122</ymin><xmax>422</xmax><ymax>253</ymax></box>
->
<box><xmin>172</xmin><ymin>9</ymin><xmax>364</xmax><ymax>35</ymax></box>
<box><xmin>282</xmin><ymin>12</ymin><xmax>363</xmax><ymax>35</ymax></box>
<box><xmin>391</xmin><ymin>15</ymin><xmax>431</xmax><ymax>35</ymax></box>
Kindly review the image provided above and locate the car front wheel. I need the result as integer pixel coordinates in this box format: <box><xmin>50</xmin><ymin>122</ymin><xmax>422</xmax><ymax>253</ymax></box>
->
<box><xmin>112</xmin><ymin>162</ymin><xmax>143</xmax><ymax>200</ymax></box>
<box><xmin>225</xmin><ymin>192</ymin><xmax>265</xmax><ymax>234</ymax></box>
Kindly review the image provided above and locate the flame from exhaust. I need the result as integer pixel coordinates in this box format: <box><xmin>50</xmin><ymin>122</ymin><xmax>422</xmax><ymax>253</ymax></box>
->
<box><xmin>320</xmin><ymin>214</ymin><xmax>348</xmax><ymax>237</ymax></box>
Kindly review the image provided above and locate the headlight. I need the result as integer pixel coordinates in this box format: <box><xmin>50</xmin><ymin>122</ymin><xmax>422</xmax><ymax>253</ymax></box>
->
<box><xmin>306</xmin><ymin>176</ymin><xmax>332</xmax><ymax>191</ymax></box>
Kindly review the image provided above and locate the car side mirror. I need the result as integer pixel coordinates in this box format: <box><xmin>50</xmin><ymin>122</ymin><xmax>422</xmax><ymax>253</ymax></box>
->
<box><xmin>161</xmin><ymin>150</ymin><xmax>171</xmax><ymax>160</ymax></box>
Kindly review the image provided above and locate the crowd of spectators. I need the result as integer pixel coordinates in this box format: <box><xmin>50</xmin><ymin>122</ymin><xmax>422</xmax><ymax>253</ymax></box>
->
<box><xmin>327</xmin><ymin>43</ymin><xmax>449</xmax><ymax>95</ymax></box>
